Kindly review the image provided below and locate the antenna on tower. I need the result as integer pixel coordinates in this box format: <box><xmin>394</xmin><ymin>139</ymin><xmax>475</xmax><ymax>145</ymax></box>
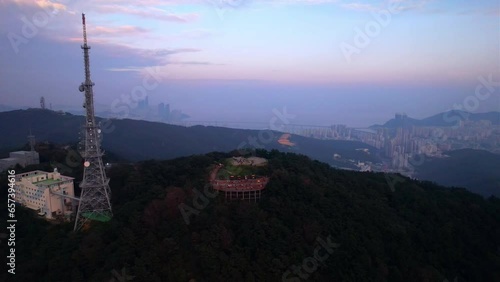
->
<box><xmin>82</xmin><ymin>13</ymin><xmax>88</xmax><ymax>46</ymax></box>
<box><xmin>27</xmin><ymin>130</ymin><xmax>37</xmax><ymax>166</ymax></box>
<box><xmin>40</xmin><ymin>97</ymin><xmax>46</xmax><ymax>110</ymax></box>
<box><xmin>28</xmin><ymin>130</ymin><xmax>35</xmax><ymax>152</ymax></box>
<box><xmin>74</xmin><ymin>13</ymin><xmax>113</xmax><ymax>231</ymax></box>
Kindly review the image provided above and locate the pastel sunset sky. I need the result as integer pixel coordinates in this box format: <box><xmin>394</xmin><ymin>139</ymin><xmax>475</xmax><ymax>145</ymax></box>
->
<box><xmin>1</xmin><ymin>0</ymin><xmax>499</xmax><ymax>126</ymax></box>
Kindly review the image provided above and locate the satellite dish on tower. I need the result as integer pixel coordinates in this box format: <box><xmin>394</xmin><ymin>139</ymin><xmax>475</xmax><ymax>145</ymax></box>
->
<box><xmin>79</xmin><ymin>84</ymin><xmax>85</xmax><ymax>92</ymax></box>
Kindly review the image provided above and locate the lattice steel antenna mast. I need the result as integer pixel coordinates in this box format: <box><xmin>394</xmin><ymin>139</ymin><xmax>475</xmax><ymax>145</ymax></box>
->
<box><xmin>74</xmin><ymin>13</ymin><xmax>112</xmax><ymax>231</ymax></box>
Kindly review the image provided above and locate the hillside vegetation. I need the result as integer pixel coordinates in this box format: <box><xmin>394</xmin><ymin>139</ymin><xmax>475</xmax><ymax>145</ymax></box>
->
<box><xmin>415</xmin><ymin>149</ymin><xmax>500</xmax><ymax>197</ymax></box>
<box><xmin>1</xmin><ymin>150</ymin><xmax>499</xmax><ymax>282</ymax></box>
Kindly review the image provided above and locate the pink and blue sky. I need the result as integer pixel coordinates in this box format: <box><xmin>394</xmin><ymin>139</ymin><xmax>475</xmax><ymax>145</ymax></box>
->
<box><xmin>0</xmin><ymin>0</ymin><xmax>499</xmax><ymax>126</ymax></box>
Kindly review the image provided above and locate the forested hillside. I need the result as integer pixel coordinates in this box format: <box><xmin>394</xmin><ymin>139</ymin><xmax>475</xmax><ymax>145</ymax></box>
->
<box><xmin>415</xmin><ymin>149</ymin><xmax>500</xmax><ymax>197</ymax></box>
<box><xmin>1</xmin><ymin>150</ymin><xmax>499</xmax><ymax>281</ymax></box>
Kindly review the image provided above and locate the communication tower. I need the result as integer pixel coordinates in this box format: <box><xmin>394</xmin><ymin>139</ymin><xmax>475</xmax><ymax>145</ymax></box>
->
<box><xmin>74</xmin><ymin>14</ymin><xmax>112</xmax><ymax>231</ymax></box>
<box><xmin>40</xmin><ymin>97</ymin><xmax>46</xmax><ymax>110</ymax></box>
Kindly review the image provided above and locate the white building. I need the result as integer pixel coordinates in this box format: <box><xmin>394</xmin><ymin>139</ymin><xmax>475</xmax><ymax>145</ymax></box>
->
<box><xmin>15</xmin><ymin>169</ymin><xmax>77</xmax><ymax>220</ymax></box>
<box><xmin>0</xmin><ymin>151</ymin><xmax>39</xmax><ymax>171</ymax></box>
<box><xmin>0</xmin><ymin>158</ymin><xmax>20</xmax><ymax>171</ymax></box>
<box><xmin>9</xmin><ymin>151</ymin><xmax>39</xmax><ymax>167</ymax></box>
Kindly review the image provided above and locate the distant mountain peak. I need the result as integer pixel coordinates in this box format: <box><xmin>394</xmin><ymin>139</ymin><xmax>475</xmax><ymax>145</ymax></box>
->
<box><xmin>371</xmin><ymin>110</ymin><xmax>500</xmax><ymax>128</ymax></box>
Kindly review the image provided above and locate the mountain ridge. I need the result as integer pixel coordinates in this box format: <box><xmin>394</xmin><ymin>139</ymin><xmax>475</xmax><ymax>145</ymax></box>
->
<box><xmin>371</xmin><ymin>110</ymin><xmax>500</xmax><ymax>128</ymax></box>
<box><xmin>0</xmin><ymin>109</ymin><xmax>379</xmax><ymax>167</ymax></box>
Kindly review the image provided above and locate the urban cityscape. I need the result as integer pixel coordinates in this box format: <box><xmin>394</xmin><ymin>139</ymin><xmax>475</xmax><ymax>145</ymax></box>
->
<box><xmin>281</xmin><ymin>112</ymin><xmax>500</xmax><ymax>173</ymax></box>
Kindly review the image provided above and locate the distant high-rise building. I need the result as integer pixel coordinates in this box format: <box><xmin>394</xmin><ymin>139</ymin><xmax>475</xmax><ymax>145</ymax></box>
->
<box><xmin>395</xmin><ymin>113</ymin><xmax>407</xmax><ymax>120</ymax></box>
<box><xmin>158</xmin><ymin>103</ymin><xmax>165</xmax><ymax>117</ymax></box>
<box><xmin>165</xmin><ymin>103</ymin><xmax>170</xmax><ymax>120</ymax></box>
<box><xmin>157</xmin><ymin>102</ymin><xmax>172</xmax><ymax>121</ymax></box>
<box><xmin>394</xmin><ymin>113</ymin><xmax>409</xmax><ymax>128</ymax></box>
<box><xmin>138</xmin><ymin>96</ymin><xmax>149</xmax><ymax>110</ymax></box>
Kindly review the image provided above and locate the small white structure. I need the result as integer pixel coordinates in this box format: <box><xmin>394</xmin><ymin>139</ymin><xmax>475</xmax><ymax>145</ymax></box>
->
<box><xmin>14</xmin><ymin>169</ymin><xmax>77</xmax><ymax>220</ymax></box>
<box><xmin>0</xmin><ymin>134</ymin><xmax>40</xmax><ymax>171</ymax></box>
<box><xmin>10</xmin><ymin>151</ymin><xmax>39</xmax><ymax>166</ymax></box>
<box><xmin>0</xmin><ymin>158</ymin><xmax>20</xmax><ymax>171</ymax></box>
<box><xmin>230</xmin><ymin>157</ymin><xmax>268</xmax><ymax>166</ymax></box>
<box><xmin>0</xmin><ymin>151</ymin><xmax>40</xmax><ymax>171</ymax></box>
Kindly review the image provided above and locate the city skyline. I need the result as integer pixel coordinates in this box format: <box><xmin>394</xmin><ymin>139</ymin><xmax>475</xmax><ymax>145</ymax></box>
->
<box><xmin>1</xmin><ymin>0</ymin><xmax>499</xmax><ymax>127</ymax></box>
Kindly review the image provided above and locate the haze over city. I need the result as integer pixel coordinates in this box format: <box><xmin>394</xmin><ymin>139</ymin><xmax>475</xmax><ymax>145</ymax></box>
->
<box><xmin>1</xmin><ymin>0</ymin><xmax>499</xmax><ymax>127</ymax></box>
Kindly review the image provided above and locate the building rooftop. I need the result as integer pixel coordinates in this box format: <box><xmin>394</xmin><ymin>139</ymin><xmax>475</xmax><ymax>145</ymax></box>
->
<box><xmin>33</xmin><ymin>178</ymin><xmax>64</xmax><ymax>185</ymax></box>
<box><xmin>16</xmin><ymin>170</ymin><xmax>74</xmax><ymax>182</ymax></box>
<box><xmin>0</xmin><ymin>158</ymin><xmax>18</xmax><ymax>161</ymax></box>
<box><xmin>10</xmin><ymin>151</ymin><xmax>36</xmax><ymax>155</ymax></box>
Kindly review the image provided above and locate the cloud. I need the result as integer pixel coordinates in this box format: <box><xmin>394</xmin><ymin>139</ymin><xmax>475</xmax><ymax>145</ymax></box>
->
<box><xmin>393</xmin><ymin>0</ymin><xmax>436</xmax><ymax>12</ymax></box>
<box><xmin>340</xmin><ymin>3</ymin><xmax>379</xmax><ymax>12</ymax></box>
<box><xmin>168</xmin><ymin>61</ymin><xmax>225</xmax><ymax>66</ymax></box>
<box><xmin>94</xmin><ymin>5</ymin><xmax>199</xmax><ymax>22</ymax></box>
<box><xmin>141</xmin><ymin>48</ymin><xmax>201</xmax><ymax>57</ymax></box>
<box><xmin>106</xmin><ymin>67</ymin><xmax>143</xmax><ymax>72</ymax></box>
<box><xmin>49</xmin><ymin>37</ymin><xmax>203</xmax><ymax>70</ymax></box>
<box><xmin>95</xmin><ymin>45</ymin><xmax>202</xmax><ymax>73</ymax></box>
<box><xmin>91</xmin><ymin>25</ymin><xmax>150</xmax><ymax>37</ymax></box>
<box><xmin>5</xmin><ymin>0</ymin><xmax>67</xmax><ymax>11</ymax></box>
<box><xmin>337</xmin><ymin>0</ymin><xmax>436</xmax><ymax>13</ymax></box>
<box><xmin>97</xmin><ymin>45</ymin><xmax>200</xmax><ymax>64</ymax></box>
<box><xmin>484</xmin><ymin>7</ymin><xmax>500</xmax><ymax>17</ymax></box>
<box><xmin>1</xmin><ymin>0</ymin><xmax>200</xmax><ymax>24</ymax></box>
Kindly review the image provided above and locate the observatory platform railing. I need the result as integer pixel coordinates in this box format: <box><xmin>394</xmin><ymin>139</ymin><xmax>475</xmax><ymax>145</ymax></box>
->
<box><xmin>209</xmin><ymin>164</ymin><xmax>269</xmax><ymax>202</ymax></box>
